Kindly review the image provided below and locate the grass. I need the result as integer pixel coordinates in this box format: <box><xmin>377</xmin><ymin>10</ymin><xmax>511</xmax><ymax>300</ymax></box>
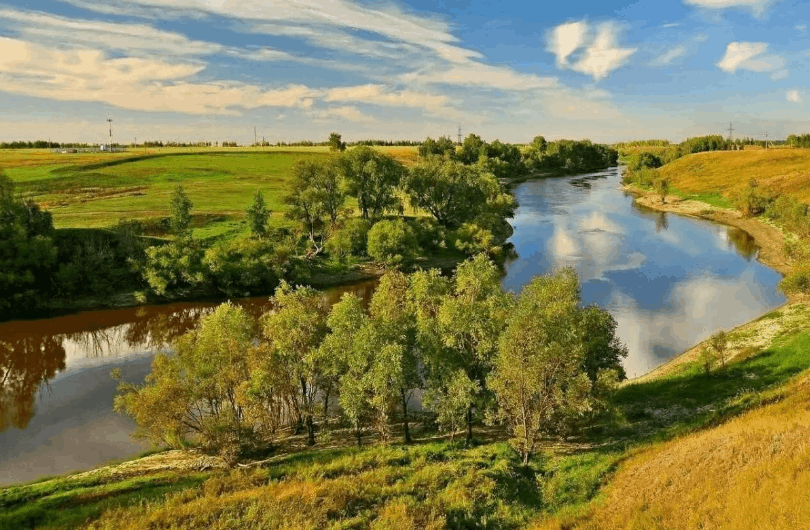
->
<box><xmin>657</xmin><ymin>149</ymin><xmax>810</xmax><ymax>204</ymax></box>
<box><xmin>0</xmin><ymin>147</ymin><xmax>419</xmax><ymax>241</ymax></box>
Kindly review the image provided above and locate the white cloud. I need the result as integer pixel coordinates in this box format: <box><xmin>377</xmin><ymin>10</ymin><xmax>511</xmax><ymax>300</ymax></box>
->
<box><xmin>0</xmin><ymin>37</ymin><xmax>316</xmax><ymax>115</ymax></box>
<box><xmin>717</xmin><ymin>42</ymin><xmax>785</xmax><ymax>74</ymax></box>
<box><xmin>786</xmin><ymin>90</ymin><xmax>803</xmax><ymax>104</ymax></box>
<box><xmin>311</xmin><ymin>105</ymin><xmax>376</xmax><ymax>123</ymax></box>
<box><xmin>770</xmin><ymin>69</ymin><xmax>789</xmax><ymax>80</ymax></box>
<box><xmin>548</xmin><ymin>22</ymin><xmax>589</xmax><ymax>66</ymax></box>
<box><xmin>683</xmin><ymin>0</ymin><xmax>780</xmax><ymax>16</ymax></box>
<box><xmin>403</xmin><ymin>64</ymin><xmax>557</xmax><ymax>91</ymax></box>
<box><xmin>650</xmin><ymin>45</ymin><xmax>688</xmax><ymax>67</ymax></box>
<box><xmin>547</xmin><ymin>21</ymin><xmax>636</xmax><ymax>81</ymax></box>
<box><xmin>0</xmin><ymin>8</ymin><xmax>294</xmax><ymax>62</ymax></box>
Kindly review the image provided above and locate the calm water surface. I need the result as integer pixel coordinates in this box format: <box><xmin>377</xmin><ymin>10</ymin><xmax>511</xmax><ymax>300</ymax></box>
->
<box><xmin>503</xmin><ymin>167</ymin><xmax>786</xmax><ymax>377</ymax></box>
<box><xmin>0</xmin><ymin>166</ymin><xmax>787</xmax><ymax>484</ymax></box>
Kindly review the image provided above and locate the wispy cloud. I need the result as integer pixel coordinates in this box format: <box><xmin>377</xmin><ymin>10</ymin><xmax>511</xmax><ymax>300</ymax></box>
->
<box><xmin>0</xmin><ymin>37</ymin><xmax>315</xmax><ymax>115</ymax></box>
<box><xmin>683</xmin><ymin>0</ymin><xmax>781</xmax><ymax>17</ymax></box>
<box><xmin>717</xmin><ymin>42</ymin><xmax>785</xmax><ymax>74</ymax></box>
<box><xmin>650</xmin><ymin>45</ymin><xmax>688</xmax><ymax>67</ymax></box>
<box><xmin>547</xmin><ymin>21</ymin><xmax>636</xmax><ymax>81</ymax></box>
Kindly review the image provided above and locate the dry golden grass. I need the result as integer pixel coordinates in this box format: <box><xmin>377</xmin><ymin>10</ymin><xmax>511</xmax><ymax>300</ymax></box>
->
<box><xmin>536</xmin><ymin>374</ymin><xmax>810</xmax><ymax>530</ymax></box>
<box><xmin>658</xmin><ymin>149</ymin><xmax>810</xmax><ymax>203</ymax></box>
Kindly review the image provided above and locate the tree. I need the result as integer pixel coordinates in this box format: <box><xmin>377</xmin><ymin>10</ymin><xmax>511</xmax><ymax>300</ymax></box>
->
<box><xmin>489</xmin><ymin>268</ymin><xmax>625</xmax><ymax>464</ymax></box>
<box><xmin>0</xmin><ymin>171</ymin><xmax>57</xmax><ymax>317</ymax></box>
<box><xmin>653</xmin><ymin>177</ymin><xmax>670</xmax><ymax>204</ymax></box>
<box><xmin>328</xmin><ymin>132</ymin><xmax>346</xmax><ymax>152</ymax></box>
<box><xmin>246</xmin><ymin>190</ymin><xmax>271</xmax><ymax>238</ymax></box>
<box><xmin>260</xmin><ymin>282</ymin><xmax>329</xmax><ymax>445</ymax></box>
<box><xmin>418</xmin><ymin>136</ymin><xmax>457</xmax><ymax>159</ymax></box>
<box><xmin>708</xmin><ymin>330</ymin><xmax>729</xmax><ymax>369</ymax></box>
<box><xmin>170</xmin><ymin>185</ymin><xmax>193</xmax><ymax>238</ymax></box>
<box><xmin>531</xmin><ymin>135</ymin><xmax>548</xmax><ymax>155</ymax></box>
<box><xmin>404</xmin><ymin>157</ymin><xmax>491</xmax><ymax>227</ymax></box>
<box><xmin>457</xmin><ymin>134</ymin><xmax>487</xmax><ymax>165</ymax></box>
<box><xmin>114</xmin><ymin>303</ymin><xmax>260</xmax><ymax>465</ymax></box>
<box><xmin>367</xmin><ymin>219</ymin><xmax>419</xmax><ymax>267</ymax></box>
<box><xmin>418</xmin><ymin>254</ymin><xmax>513</xmax><ymax>444</ymax></box>
<box><xmin>338</xmin><ymin>146</ymin><xmax>405</xmax><ymax>219</ymax></box>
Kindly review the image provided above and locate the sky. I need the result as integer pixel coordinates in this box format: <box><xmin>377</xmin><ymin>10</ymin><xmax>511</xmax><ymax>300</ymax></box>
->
<box><xmin>0</xmin><ymin>0</ymin><xmax>808</xmax><ymax>144</ymax></box>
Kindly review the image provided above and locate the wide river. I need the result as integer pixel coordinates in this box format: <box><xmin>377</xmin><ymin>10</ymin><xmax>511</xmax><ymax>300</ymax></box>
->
<box><xmin>0</xmin><ymin>166</ymin><xmax>786</xmax><ymax>484</ymax></box>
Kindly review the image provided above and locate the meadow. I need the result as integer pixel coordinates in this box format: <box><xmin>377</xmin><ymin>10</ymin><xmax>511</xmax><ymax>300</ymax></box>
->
<box><xmin>1</xmin><ymin>146</ymin><xmax>419</xmax><ymax>240</ymax></box>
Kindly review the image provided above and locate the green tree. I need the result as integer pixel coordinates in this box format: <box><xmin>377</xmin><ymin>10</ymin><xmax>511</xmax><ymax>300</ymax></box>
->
<box><xmin>418</xmin><ymin>136</ymin><xmax>457</xmax><ymax>159</ymax></box>
<box><xmin>531</xmin><ymin>135</ymin><xmax>548</xmax><ymax>155</ymax></box>
<box><xmin>404</xmin><ymin>157</ymin><xmax>491</xmax><ymax>227</ymax></box>
<box><xmin>489</xmin><ymin>268</ymin><xmax>625</xmax><ymax>464</ymax></box>
<box><xmin>457</xmin><ymin>134</ymin><xmax>487</xmax><ymax>165</ymax></box>
<box><xmin>203</xmin><ymin>237</ymin><xmax>285</xmax><ymax>297</ymax></box>
<box><xmin>419</xmin><ymin>254</ymin><xmax>513</xmax><ymax>444</ymax></box>
<box><xmin>141</xmin><ymin>240</ymin><xmax>205</xmax><ymax>296</ymax></box>
<box><xmin>114</xmin><ymin>303</ymin><xmax>259</xmax><ymax>465</ymax></box>
<box><xmin>0</xmin><ymin>171</ymin><xmax>57</xmax><ymax>317</ymax></box>
<box><xmin>260</xmin><ymin>282</ymin><xmax>329</xmax><ymax>445</ymax></box>
<box><xmin>708</xmin><ymin>330</ymin><xmax>729</xmax><ymax>369</ymax></box>
<box><xmin>328</xmin><ymin>132</ymin><xmax>346</xmax><ymax>152</ymax></box>
<box><xmin>246</xmin><ymin>190</ymin><xmax>271</xmax><ymax>238</ymax></box>
<box><xmin>338</xmin><ymin>146</ymin><xmax>405</xmax><ymax>219</ymax></box>
<box><xmin>367</xmin><ymin>219</ymin><xmax>419</xmax><ymax>267</ymax></box>
<box><xmin>285</xmin><ymin>160</ymin><xmax>345</xmax><ymax>253</ymax></box>
<box><xmin>170</xmin><ymin>185</ymin><xmax>193</xmax><ymax>238</ymax></box>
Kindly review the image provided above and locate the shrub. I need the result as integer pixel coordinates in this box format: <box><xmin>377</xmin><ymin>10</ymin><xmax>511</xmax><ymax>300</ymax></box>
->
<box><xmin>367</xmin><ymin>219</ymin><xmax>418</xmax><ymax>267</ymax></box>
<box><xmin>141</xmin><ymin>241</ymin><xmax>205</xmax><ymax>296</ymax></box>
<box><xmin>780</xmin><ymin>264</ymin><xmax>810</xmax><ymax>295</ymax></box>
<box><xmin>412</xmin><ymin>217</ymin><xmax>448</xmax><ymax>251</ymax></box>
<box><xmin>735</xmin><ymin>180</ymin><xmax>772</xmax><ymax>217</ymax></box>
<box><xmin>203</xmin><ymin>237</ymin><xmax>285</xmax><ymax>297</ymax></box>
<box><xmin>627</xmin><ymin>152</ymin><xmax>663</xmax><ymax>173</ymax></box>
<box><xmin>325</xmin><ymin>218</ymin><xmax>371</xmax><ymax>259</ymax></box>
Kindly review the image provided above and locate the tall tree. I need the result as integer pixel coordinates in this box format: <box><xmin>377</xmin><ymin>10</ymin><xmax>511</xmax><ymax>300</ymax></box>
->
<box><xmin>170</xmin><ymin>185</ymin><xmax>193</xmax><ymax>238</ymax></box>
<box><xmin>260</xmin><ymin>282</ymin><xmax>329</xmax><ymax>445</ymax></box>
<box><xmin>327</xmin><ymin>132</ymin><xmax>346</xmax><ymax>152</ymax></box>
<box><xmin>489</xmin><ymin>268</ymin><xmax>626</xmax><ymax>464</ymax></box>
<box><xmin>285</xmin><ymin>160</ymin><xmax>345</xmax><ymax>253</ymax></box>
<box><xmin>338</xmin><ymin>146</ymin><xmax>405</xmax><ymax>219</ymax></box>
<box><xmin>245</xmin><ymin>190</ymin><xmax>271</xmax><ymax>238</ymax></box>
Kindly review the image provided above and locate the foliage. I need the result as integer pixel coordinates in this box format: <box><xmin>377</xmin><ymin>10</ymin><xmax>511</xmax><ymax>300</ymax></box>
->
<box><xmin>324</xmin><ymin>218</ymin><xmax>370</xmax><ymax>259</ymax></box>
<box><xmin>366</xmin><ymin>218</ymin><xmax>419</xmax><ymax>267</ymax></box>
<box><xmin>114</xmin><ymin>304</ymin><xmax>261</xmax><ymax>464</ymax></box>
<box><xmin>626</xmin><ymin>152</ymin><xmax>663</xmax><ymax>173</ymax></box>
<box><xmin>0</xmin><ymin>171</ymin><xmax>57</xmax><ymax>317</ymax></box>
<box><xmin>417</xmin><ymin>136</ymin><xmax>456</xmax><ymax>158</ymax></box>
<box><xmin>490</xmin><ymin>268</ymin><xmax>624</xmax><ymax>464</ymax></box>
<box><xmin>708</xmin><ymin>330</ymin><xmax>729</xmax><ymax>369</ymax></box>
<box><xmin>245</xmin><ymin>190</ymin><xmax>271</xmax><ymax>238</ymax></box>
<box><xmin>259</xmin><ymin>282</ymin><xmax>329</xmax><ymax>445</ymax></box>
<box><xmin>203</xmin><ymin>237</ymin><xmax>286</xmax><ymax>297</ymax></box>
<box><xmin>653</xmin><ymin>176</ymin><xmax>670</xmax><ymax>202</ymax></box>
<box><xmin>327</xmin><ymin>132</ymin><xmax>346</xmax><ymax>152</ymax></box>
<box><xmin>141</xmin><ymin>240</ymin><xmax>206</xmax><ymax>296</ymax></box>
<box><xmin>525</xmin><ymin>139</ymin><xmax>618</xmax><ymax>173</ymax></box>
<box><xmin>680</xmin><ymin>135</ymin><xmax>728</xmax><ymax>154</ymax></box>
<box><xmin>169</xmin><ymin>185</ymin><xmax>194</xmax><ymax>238</ymax></box>
<box><xmin>284</xmin><ymin>159</ymin><xmax>345</xmax><ymax>252</ymax></box>
<box><xmin>457</xmin><ymin>133</ymin><xmax>487</xmax><ymax>164</ymax></box>
<box><xmin>735</xmin><ymin>179</ymin><xmax>772</xmax><ymax>217</ymax></box>
<box><xmin>337</xmin><ymin>146</ymin><xmax>405</xmax><ymax>219</ymax></box>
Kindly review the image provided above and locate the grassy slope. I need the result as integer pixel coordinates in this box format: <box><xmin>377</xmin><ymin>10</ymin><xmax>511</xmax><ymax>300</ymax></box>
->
<box><xmin>657</xmin><ymin>149</ymin><xmax>810</xmax><ymax>204</ymax></box>
<box><xmin>0</xmin><ymin>147</ymin><xmax>418</xmax><ymax>241</ymax></box>
<box><xmin>3</xmin><ymin>304</ymin><xmax>809</xmax><ymax>530</ymax></box>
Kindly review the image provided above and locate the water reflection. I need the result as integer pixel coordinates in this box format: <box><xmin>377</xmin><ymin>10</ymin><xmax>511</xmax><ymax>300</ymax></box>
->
<box><xmin>503</xmin><ymin>167</ymin><xmax>786</xmax><ymax>377</ymax></box>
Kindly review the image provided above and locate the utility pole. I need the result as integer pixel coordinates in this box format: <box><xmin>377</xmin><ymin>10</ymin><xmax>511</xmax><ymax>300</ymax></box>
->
<box><xmin>107</xmin><ymin>117</ymin><xmax>113</xmax><ymax>150</ymax></box>
<box><xmin>764</xmin><ymin>131</ymin><xmax>769</xmax><ymax>149</ymax></box>
<box><xmin>457</xmin><ymin>125</ymin><xmax>462</xmax><ymax>145</ymax></box>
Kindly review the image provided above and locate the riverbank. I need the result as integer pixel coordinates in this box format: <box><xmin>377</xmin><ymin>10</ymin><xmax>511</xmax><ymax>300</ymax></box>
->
<box><xmin>625</xmin><ymin>183</ymin><xmax>807</xmax><ymax>380</ymax></box>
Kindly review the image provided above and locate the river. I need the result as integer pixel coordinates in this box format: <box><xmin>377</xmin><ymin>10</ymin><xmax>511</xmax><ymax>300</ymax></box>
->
<box><xmin>0</xmin><ymin>166</ymin><xmax>786</xmax><ymax>484</ymax></box>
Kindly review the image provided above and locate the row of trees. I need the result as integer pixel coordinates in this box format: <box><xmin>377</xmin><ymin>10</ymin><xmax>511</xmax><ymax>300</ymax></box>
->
<box><xmin>116</xmin><ymin>255</ymin><xmax>627</xmax><ymax>465</ymax></box>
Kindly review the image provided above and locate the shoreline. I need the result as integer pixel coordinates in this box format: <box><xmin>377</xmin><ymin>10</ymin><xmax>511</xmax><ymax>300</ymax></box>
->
<box><xmin>624</xmin><ymin>184</ymin><xmax>804</xmax><ymax>382</ymax></box>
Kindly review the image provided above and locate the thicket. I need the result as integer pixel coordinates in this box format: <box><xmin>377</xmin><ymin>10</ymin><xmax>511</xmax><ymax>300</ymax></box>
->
<box><xmin>786</xmin><ymin>134</ymin><xmax>810</xmax><ymax>148</ymax></box>
<box><xmin>115</xmin><ymin>256</ymin><xmax>627</xmax><ymax>465</ymax></box>
<box><xmin>524</xmin><ymin>137</ymin><xmax>618</xmax><ymax>174</ymax></box>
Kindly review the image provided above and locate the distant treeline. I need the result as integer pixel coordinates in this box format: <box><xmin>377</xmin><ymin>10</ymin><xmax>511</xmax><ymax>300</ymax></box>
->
<box><xmin>786</xmin><ymin>134</ymin><xmax>810</xmax><ymax>148</ymax></box>
<box><xmin>1</xmin><ymin>141</ymin><xmax>96</xmax><ymax>149</ymax></box>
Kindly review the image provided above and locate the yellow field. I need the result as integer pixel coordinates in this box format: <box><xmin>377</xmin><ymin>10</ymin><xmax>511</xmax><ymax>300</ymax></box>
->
<box><xmin>658</xmin><ymin>149</ymin><xmax>810</xmax><ymax>203</ymax></box>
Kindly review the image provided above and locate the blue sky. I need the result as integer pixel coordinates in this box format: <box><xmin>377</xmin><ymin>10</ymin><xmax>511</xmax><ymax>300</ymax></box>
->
<box><xmin>0</xmin><ymin>0</ymin><xmax>807</xmax><ymax>144</ymax></box>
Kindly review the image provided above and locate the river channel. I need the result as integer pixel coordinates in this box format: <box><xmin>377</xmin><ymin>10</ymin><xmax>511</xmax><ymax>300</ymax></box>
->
<box><xmin>0</xmin><ymin>166</ymin><xmax>786</xmax><ymax>484</ymax></box>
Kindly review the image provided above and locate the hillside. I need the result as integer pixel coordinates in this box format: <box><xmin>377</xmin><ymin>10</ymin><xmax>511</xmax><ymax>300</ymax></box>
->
<box><xmin>658</xmin><ymin>149</ymin><xmax>810</xmax><ymax>204</ymax></box>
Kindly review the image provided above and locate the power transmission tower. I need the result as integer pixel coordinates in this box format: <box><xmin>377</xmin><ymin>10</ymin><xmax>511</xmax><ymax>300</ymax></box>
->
<box><xmin>457</xmin><ymin>125</ymin><xmax>462</xmax><ymax>145</ymax></box>
<box><xmin>764</xmin><ymin>131</ymin><xmax>769</xmax><ymax>149</ymax></box>
<box><xmin>727</xmin><ymin>121</ymin><xmax>734</xmax><ymax>141</ymax></box>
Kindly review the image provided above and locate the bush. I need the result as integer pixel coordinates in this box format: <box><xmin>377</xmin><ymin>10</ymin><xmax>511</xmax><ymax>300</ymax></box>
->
<box><xmin>412</xmin><ymin>217</ymin><xmax>448</xmax><ymax>251</ymax></box>
<box><xmin>367</xmin><ymin>219</ymin><xmax>418</xmax><ymax>267</ymax></box>
<box><xmin>203</xmin><ymin>237</ymin><xmax>286</xmax><ymax>297</ymax></box>
<box><xmin>627</xmin><ymin>152</ymin><xmax>663</xmax><ymax>173</ymax></box>
<box><xmin>780</xmin><ymin>264</ymin><xmax>810</xmax><ymax>295</ymax></box>
<box><xmin>141</xmin><ymin>241</ymin><xmax>206</xmax><ymax>296</ymax></box>
<box><xmin>325</xmin><ymin>218</ymin><xmax>370</xmax><ymax>259</ymax></box>
<box><xmin>735</xmin><ymin>180</ymin><xmax>772</xmax><ymax>217</ymax></box>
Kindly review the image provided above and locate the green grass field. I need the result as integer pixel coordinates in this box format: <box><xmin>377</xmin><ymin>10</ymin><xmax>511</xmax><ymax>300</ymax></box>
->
<box><xmin>0</xmin><ymin>147</ymin><xmax>418</xmax><ymax>241</ymax></box>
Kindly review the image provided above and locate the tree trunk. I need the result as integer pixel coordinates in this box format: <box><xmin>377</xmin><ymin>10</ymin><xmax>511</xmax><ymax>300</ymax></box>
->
<box><xmin>323</xmin><ymin>386</ymin><xmax>331</xmax><ymax>421</ymax></box>
<box><xmin>355</xmin><ymin>426</ymin><xmax>363</xmax><ymax>448</ymax></box>
<box><xmin>465</xmin><ymin>407</ymin><xmax>474</xmax><ymax>446</ymax></box>
<box><xmin>401</xmin><ymin>389</ymin><xmax>412</xmax><ymax>445</ymax></box>
<box><xmin>306</xmin><ymin>414</ymin><xmax>316</xmax><ymax>446</ymax></box>
<box><xmin>521</xmin><ymin>451</ymin><xmax>530</xmax><ymax>466</ymax></box>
